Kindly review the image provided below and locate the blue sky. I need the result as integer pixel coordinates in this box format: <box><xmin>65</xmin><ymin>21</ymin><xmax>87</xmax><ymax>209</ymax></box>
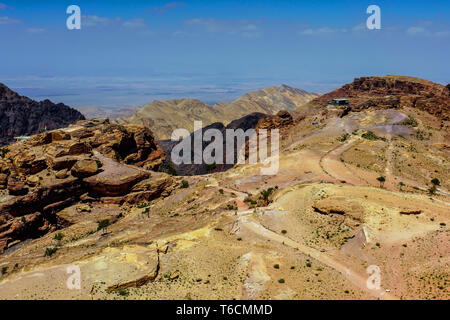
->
<box><xmin>0</xmin><ymin>0</ymin><xmax>449</xmax><ymax>108</ymax></box>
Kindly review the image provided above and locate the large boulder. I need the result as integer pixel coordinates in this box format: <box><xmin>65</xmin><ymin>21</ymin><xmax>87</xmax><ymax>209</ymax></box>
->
<box><xmin>84</xmin><ymin>156</ymin><xmax>149</xmax><ymax>197</ymax></box>
<box><xmin>71</xmin><ymin>159</ymin><xmax>99</xmax><ymax>178</ymax></box>
<box><xmin>7</xmin><ymin>176</ymin><xmax>28</xmax><ymax>196</ymax></box>
<box><xmin>12</xmin><ymin>150</ymin><xmax>47</xmax><ymax>175</ymax></box>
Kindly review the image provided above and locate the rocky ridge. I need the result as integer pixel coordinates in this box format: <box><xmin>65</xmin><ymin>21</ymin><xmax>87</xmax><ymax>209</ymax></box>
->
<box><xmin>0</xmin><ymin>119</ymin><xmax>173</xmax><ymax>252</ymax></box>
<box><xmin>0</xmin><ymin>83</ymin><xmax>85</xmax><ymax>146</ymax></box>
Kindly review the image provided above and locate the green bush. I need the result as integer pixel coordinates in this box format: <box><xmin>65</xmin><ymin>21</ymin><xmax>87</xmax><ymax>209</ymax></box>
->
<box><xmin>181</xmin><ymin>180</ymin><xmax>189</xmax><ymax>188</ymax></box>
<box><xmin>54</xmin><ymin>233</ymin><xmax>64</xmax><ymax>241</ymax></box>
<box><xmin>361</xmin><ymin>131</ymin><xmax>386</xmax><ymax>141</ymax></box>
<box><xmin>205</xmin><ymin>162</ymin><xmax>217</xmax><ymax>172</ymax></box>
<box><xmin>337</xmin><ymin>133</ymin><xmax>349</xmax><ymax>142</ymax></box>
<box><xmin>260</xmin><ymin>187</ymin><xmax>274</xmax><ymax>201</ymax></box>
<box><xmin>44</xmin><ymin>247</ymin><xmax>58</xmax><ymax>257</ymax></box>
<box><xmin>97</xmin><ymin>219</ymin><xmax>110</xmax><ymax>232</ymax></box>
<box><xmin>158</xmin><ymin>162</ymin><xmax>177</xmax><ymax>176</ymax></box>
<box><xmin>431</xmin><ymin>178</ymin><xmax>440</xmax><ymax>186</ymax></box>
<box><xmin>0</xmin><ymin>148</ymin><xmax>9</xmax><ymax>158</ymax></box>
<box><xmin>401</xmin><ymin>116</ymin><xmax>418</xmax><ymax>127</ymax></box>
<box><xmin>95</xmin><ymin>160</ymin><xmax>103</xmax><ymax>168</ymax></box>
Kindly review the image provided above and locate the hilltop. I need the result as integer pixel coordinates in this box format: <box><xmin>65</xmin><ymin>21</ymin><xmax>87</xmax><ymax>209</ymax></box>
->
<box><xmin>0</xmin><ymin>83</ymin><xmax>85</xmax><ymax>146</ymax></box>
<box><xmin>116</xmin><ymin>85</ymin><xmax>319</xmax><ymax>140</ymax></box>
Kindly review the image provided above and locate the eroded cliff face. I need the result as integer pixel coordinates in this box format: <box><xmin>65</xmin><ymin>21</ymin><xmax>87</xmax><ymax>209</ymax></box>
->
<box><xmin>309</xmin><ymin>76</ymin><xmax>450</xmax><ymax>121</ymax></box>
<box><xmin>159</xmin><ymin>111</ymin><xmax>295</xmax><ymax>176</ymax></box>
<box><xmin>0</xmin><ymin>83</ymin><xmax>86</xmax><ymax>146</ymax></box>
<box><xmin>0</xmin><ymin>119</ymin><xmax>173</xmax><ymax>252</ymax></box>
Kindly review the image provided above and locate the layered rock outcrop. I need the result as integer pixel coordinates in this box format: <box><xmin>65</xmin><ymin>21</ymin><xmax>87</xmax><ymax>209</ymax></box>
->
<box><xmin>308</xmin><ymin>76</ymin><xmax>450</xmax><ymax>121</ymax></box>
<box><xmin>0</xmin><ymin>119</ymin><xmax>172</xmax><ymax>252</ymax></box>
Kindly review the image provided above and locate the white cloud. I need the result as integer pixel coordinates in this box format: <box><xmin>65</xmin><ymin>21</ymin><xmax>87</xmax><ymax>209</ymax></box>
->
<box><xmin>82</xmin><ymin>15</ymin><xmax>121</xmax><ymax>28</ymax></box>
<box><xmin>153</xmin><ymin>2</ymin><xmax>186</xmax><ymax>14</ymax></box>
<box><xmin>122</xmin><ymin>18</ymin><xmax>146</xmax><ymax>29</ymax></box>
<box><xmin>406</xmin><ymin>26</ymin><xmax>429</xmax><ymax>36</ymax></box>
<box><xmin>27</xmin><ymin>27</ymin><xmax>45</xmax><ymax>34</ymax></box>
<box><xmin>183</xmin><ymin>18</ymin><xmax>262</xmax><ymax>38</ymax></box>
<box><xmin>406</xmin><ymin>26</ymin><xmax>450</xmax><ymax>37</ymax></box>
<box><xmin>301</xmin><ymin>27</ymin><xmax>347</xmax><ymax>35</ymax></box>
<box><xmin>0</xmin><ymin>16</ymin><xmax>20</xmax><ymax>24</ymax></box>
<box><xmin>351</xmin><ymin>23</ymin><xmax>367</xmax><ymax>33</ymax></box>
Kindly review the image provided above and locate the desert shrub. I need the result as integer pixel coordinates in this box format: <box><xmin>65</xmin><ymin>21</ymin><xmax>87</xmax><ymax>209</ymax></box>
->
<box><xmin>274</xmin><ymin>264</ymin><xmax>280</xmax><ymax>269</ymax></box>
<box><xmin>278</xmin><ymin>279</ymin><xmax>285</xmax><ymax>284</ymax></box>
<box><xmin>414</xmin><ymin>130</ymin><xmax>431</xmax><ymax>141</ymax></box>
<box><xmin>361</xmin><ymin>131</ymin><xmax>386</xmax><ymax>141</ymax></box>
<box><xmin>431</xmin><ymin>178</ymin><xmax>440</xmax><ymax>186</ymax></box>
<box><xmin>54</xmin><ymin>233</ymin><xmax>64</xmax><ymax>241</ymax></box>
<box><xmin>0</xmin><ymin>148</ymin><xmax>9</xmax><ymax>158</ymax></box>
<box><xmin>95</xmin><ymin>160</ymin><xmax>103</xmax><ymax>168</ymax></box>
<box><xmin>118</xmin><ymin>288</ymin><xmax>129</xmax><ymax>296</ymax></box>
<box><xmin>401</xmin><ymin>116</ymin><xmax>418</xmax><ymax>127</ymax></box>
<box><xmin>376</xmin><ymin>176</ymin><xmax>386</xmax><ymax>188</ymax></box>
<box><xmin>97</xmin><ymin>219</ymin><xmax>110</xmax><ymax>232</ymax></box>
<box><xmin>260</xmin><ymin>187</ymin><xmax>275</xmax><ymax>201</ymax></box>
<box><xmin>205</xmin><ymin>162</ymin><xmax>217</xmax><ymax>172</ymax></box>
<box><xmin>158</xmin><ymin>162</ymin><xmax>177</xmax><ymax>176</ymax></box>
<box><xmin>44</xmin><ymin>247</ymin><xmax>58</xmax><ymax>257</ymax></box>
<box><xmin>337</xmin><ymin>133</ymin><xmax>349</xmax><ymax>142</ymax></box>
<box><xmin>181</xmin><ymin>180</ymin><xmax>189</xmax><ymax>188</ymax></box>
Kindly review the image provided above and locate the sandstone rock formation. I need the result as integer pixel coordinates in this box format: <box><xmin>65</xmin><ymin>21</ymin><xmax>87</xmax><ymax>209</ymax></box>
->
<box><xmin>307</xmin><ymin>76</ymin><xmax>450</xmax><ymax>121</ymax></box>
<box><xmin>0</xmin><ymin>119</ymin><xmax>172</xmax><ymax>252</ymax></box>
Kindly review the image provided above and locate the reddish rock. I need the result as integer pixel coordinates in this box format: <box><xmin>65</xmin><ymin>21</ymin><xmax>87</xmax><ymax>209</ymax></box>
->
<box><xmin>84</xmin><ymin>157</ymin><xmax>149</xmax><ymax>197</ymax></box>
<box><xmin>7</xmin><ymin>177</ymin><xmax>28</xmax><ymax>196</ymax></box>
<box><xmin>308</xmin><ymin>76</ymin><xmax>450</xmax><ymax>121</ymax></box>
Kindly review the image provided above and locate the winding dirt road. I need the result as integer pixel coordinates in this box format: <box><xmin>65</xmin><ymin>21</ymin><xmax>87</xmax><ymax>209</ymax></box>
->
<box><xmin>238</xmin><ymin>213</ymin><xmax>398</xmax><ymax>300</ymax></box>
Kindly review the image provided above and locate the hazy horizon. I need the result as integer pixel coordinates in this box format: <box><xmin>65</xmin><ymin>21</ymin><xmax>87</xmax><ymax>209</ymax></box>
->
<box><xmin>1</xmin><ymin>0</ymin><xmax>449</xmax><ymax>109</ymax></box>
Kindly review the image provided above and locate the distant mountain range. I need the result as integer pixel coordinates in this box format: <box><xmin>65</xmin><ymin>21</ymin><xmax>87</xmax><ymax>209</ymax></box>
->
<box><xmin>0</xmin><ymin>83</ymin><xmax>85</xmax><ymax>146</ymax></box>
<box><xmin>115</xmin><ymin>84</ymin><xmax>319</xmax><ymax>140</ymax></box>
<box><xmin>76</xmin><ymin>106</ymin><xmax>138</xmax><ymax>120</ymax></box>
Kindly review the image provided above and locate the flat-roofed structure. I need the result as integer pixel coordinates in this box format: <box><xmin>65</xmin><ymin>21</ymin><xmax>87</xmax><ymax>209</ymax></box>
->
<box><xmin>331</xmin><ymin>98</ymin><xmax>349</xmax><ymax>106</ymax></box>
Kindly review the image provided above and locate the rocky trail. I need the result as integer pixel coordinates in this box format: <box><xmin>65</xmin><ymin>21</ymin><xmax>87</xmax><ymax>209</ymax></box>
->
<box><xmin>237</xmin><ymin>212</ymin><xmax>398</xmax><ymax>300</ymax></box>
